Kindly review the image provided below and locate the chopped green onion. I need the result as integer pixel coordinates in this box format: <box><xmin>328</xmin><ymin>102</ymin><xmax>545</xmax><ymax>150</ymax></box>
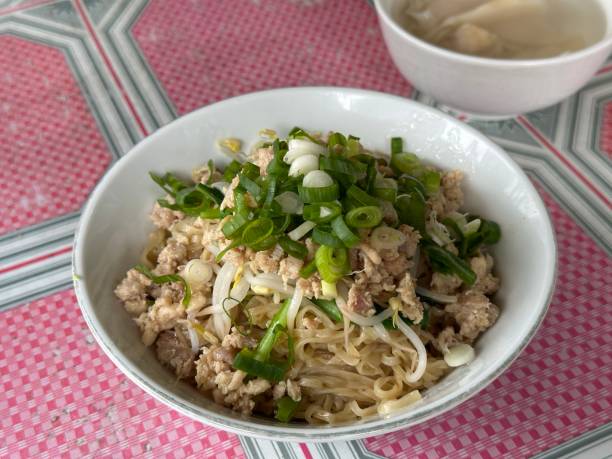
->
<box><xmin>275</xmin><ymin>396</ymin><xmax>299</xmax><ymax>423</ymax></box>
<box><xmin>374</xmin><ymin>187</ymin><xmax>397</xmax><ymax>202</ymax></box>
<box><xmin>442</xmin><ymin>217</ymin><xmax>463</xmax><ymax>241</ymax></box>
<box><xmin>391</xmin><ymin>152</ymin><xmax>422</xmax><ymax>175</ymax></box>
<box><xmin>319</xmin><ymin>156</ymin><xmax>366</xmax><ymax>177</ymax></box>
<box><xmin>303</xmin><ymin>202</ymin><xmax>342</xmax><ymax>223</ymax></box>
<box><xmin>135</xmin><ymin>264</ymin><xmax>191</xmax><ymax>307</ymax></box>
<box><xmin>232</xmin><ymin>299</ymin><xmax>292</xmax><ymax>382</ymax></box>
<box><xmin>311</xmin><ymin>298</ymin><xmax>343</xmax><ymax>322</ymax></box>
<box><xmin>397</xmin><ymin>175</ymin><xmax>427</xmax><ymax>197</ymax></box>
<box><xmin>195</xmin><ymin>183</ymin><xmax>224</xmax><ymax>205</ymax></box>
<box><xmin>242</xmin><ymin>218</ymin><xmax>276</xmax><ymax>251</ymax></box>
<box><xmin>458</xmin><ymin>218</ymin><xmax>501</xmax><ymax>258</ymax></box>
<box><xmin>156</xmin><ymin>198</ymin><xmax>181</xmax><ymax>211</ymax></box>
<box><xmin>288</xmin><ymin>127</ymin><xmax>324</xmax><ymax>145</ymax></box>
<box><xmin>260</xmin><ymin>176</ymin><xmax>277</xmax><ymax>209</ymax></box>
<box><xmin>234</xmin><ymin>188</ymin><xmax>249</xmax><ymax>216</ymax></box>
<box><xmin>331</xmin><ymin>216</ymin><xmax>360</xmax><ymax>248</ymax></box>
<box><xmin>174</xmin><ymin>187</ymin><xmax>211</xmax><ymax>216</ymax></box>
<box><xmin>273</xmin><ymin>214</ymin><xmax>292</xmax><ymax>234</ymax></box>
<box><xmin>390</xmin><ymin>137</ymin><xmax>403</xmax><ymax>155</ymax></box>
<box><xmin>420</xmin><ymin>306</ymin><xmax>430</xmax><ymax>330</ymax></box>
<box><xmin>274</xmin><ymin>191</ymin><xmax>303</xmax><ymax>214</ymax></box>
<box><xmin>423</xmin><ymin>242</ymin><xmax>477</xmax><ymax>285</ymax></box>
<box><xmin>315</xmin><ymin>246</ymin><xmax>350</xmax><ymax>283</ymax></box>
<box><xmin>222</xmin><ymin>213</ymin><xmax>249</xmax><ymax>239</ymax></box>
<box><xmin>223</xmin><ymin>160</ymin><xmax>242</xmax><ymax>182</ymax></box>
<box><xmin>345</xmin><ymin>206</ymin><xmax>383</xmax><ymax>228</ymax></box>
<box><xmin>298</xmin><ymin>184</ymin><xmax>339</xmax><ymax>203</ymax></box>
<box><xmin>205</xmin><ymin>160</ymin><xmax>215</xmax><ymax>184</ymax></box>
<box><xmin>287</xmin><ymin>220</ymin><xmax>316</xmax><ymax>241</ymax></box>
<box><xmin>215</xmin><ymin>239</ymin><xmax>241</xmax><ymax>262</ymax></box>
<box><xmin>321</xmin><ymin>280</ymin><xmax>337</xmax><ymax>298</ymax></box>
<box><xmin>346</xmin><ymin>137</ymin><xmax>362</xmax><ymax>157</ymax></box>
<box><xmin>312</xmin><ymin>227</ymin><xmax>344</xmax><ymax>248</ymax></box>
<box><xmin>421</xmin><ymin>170</ymin><xmax>441</xmax><ymax>195</ymax></box>
<box><xmin>327</xmin><ymin>132</ymin><xmax>347</xmax><ymax>154</ymax></box>
<box><xmin>346</xmin><ymin>185</ymin><xmax>379</xmax><ymax>207</ymax></box>
<box><xmin>150</xmin><ymin>172</ymin><xmax>174</xmax><ymax>195</ymax></box>
<box><xmin>232</xmin><ymin>349</ymin><xmax>287</xmax><ymax>382</ymax></box>
<box><xmin>200</xmin><ymin>208</ymin><xmax>226</xmax><ymax>219</ymax></box>
<box><xmin>395</xmin><ymin>191</ymin><xmax>426</xmax><ymax>235</ymax></box>
<box><xmin>299</xmin><ymin>259</ymin><xmax>317</xmax><ymax>278</ymax></box>
<box><xmin>267</xmin><ymin>139</ymin><xmax>290</xmax><ymax>177</ymax></box>
<box><xmin>278</xmin><ymin>236</ymin><xmax>308</xmax><ymax>260</ymax></box>
<box><xmin>241</xmin><ymin>162</ymin><xmax>260</xmax><ymax>180</ymax></box>
<box><xmin>149</xmin><ymin>172</ymin><xmax>189</xmax><ymax>197</ymax></box>
<box><xmin>238</xmin><ymin>173</ymin><xmax>261</xmax><ymax>197</ymax></box>
<box><xmin>365</xmin><ymin>158</ymin><xmax>378</xmax><ymax>194</ymax></box>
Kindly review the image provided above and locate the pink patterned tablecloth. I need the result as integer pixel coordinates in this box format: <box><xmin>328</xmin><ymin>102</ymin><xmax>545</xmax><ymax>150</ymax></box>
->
<box><xmin>1</xmin><ymin>1</ymin><xmax>610</xmax><ymax>458</ymax></box>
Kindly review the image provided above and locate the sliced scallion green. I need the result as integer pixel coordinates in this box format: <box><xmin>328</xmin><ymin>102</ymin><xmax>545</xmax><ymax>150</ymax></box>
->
<box><xmin>303</xmin><ymin>202</ymin><xmax>342</xmax><ymax>224</ymax></box>
<box><xmin>135</xmin><ymin>264</ymin><xmax>191</xmax><ymax>307</ymax></box>
<box><xmin>331</xmin><ymin>215</ymin><xmax>360</xmax><ymax>248</ymax></box>
<box><xmin>315</xmin><ymin>246</ymin><xmax>350</xmax><ymax>283</ymax></box>
<box><xmin>278</xmin><ymin>236</ymin><xmax>308</xmax><ymax>260</ymax></box>
<box><xmin>312</xmin><ymin>226</ymin><xmax>344</xmax><ymax>248</ymax></box>
<box><xmin>298</xmin><ymin>184</ymin><xmax>339</xmax><ymax>203</ymax></box>
<box><xmin>345</xmin><ymin>206</ymin><xmax>383</xmax><ymax>228</ymax></box>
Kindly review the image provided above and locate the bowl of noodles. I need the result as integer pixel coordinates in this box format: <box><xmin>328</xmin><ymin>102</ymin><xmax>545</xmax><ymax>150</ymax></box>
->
<box><xmin>73</xmin><ymin>87</ymin><xmax>556</xmax><ymax>441</ymax></box>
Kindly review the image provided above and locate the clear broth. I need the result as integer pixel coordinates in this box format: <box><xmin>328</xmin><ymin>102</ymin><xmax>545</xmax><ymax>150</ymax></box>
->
<box><xmin>394</xmin><ymin>0</ymin><xmax>608</xmax><ymax>59</ymax></box>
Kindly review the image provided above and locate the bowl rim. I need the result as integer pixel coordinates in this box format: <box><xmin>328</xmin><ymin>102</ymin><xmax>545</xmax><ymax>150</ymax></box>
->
<box><xmin>373</xmin><ymin>0</ymin><xmax>612</xmax><ymax>68</ymax></box>
<box><xmin>72</xmin><ymin>86</ymin><xmax>557</xmax><ymax>442</ymax></box>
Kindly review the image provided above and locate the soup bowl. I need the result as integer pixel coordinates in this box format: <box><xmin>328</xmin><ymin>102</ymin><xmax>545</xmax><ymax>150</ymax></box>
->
<box><xmin>374</xmin><ymin>0</ymin><xmax>612</xmax><ymax>118</ymax></box>
<box><xmin>73</xmin><ymin>87</ymin><xmax>556</xmax><ymax>441</ymax></box>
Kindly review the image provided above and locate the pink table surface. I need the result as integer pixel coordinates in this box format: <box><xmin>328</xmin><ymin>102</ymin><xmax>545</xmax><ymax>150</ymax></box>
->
<box><xmin>1</xmin><ymin>1</ymin><xmax>611</xmax><ymax>458</ymax></box>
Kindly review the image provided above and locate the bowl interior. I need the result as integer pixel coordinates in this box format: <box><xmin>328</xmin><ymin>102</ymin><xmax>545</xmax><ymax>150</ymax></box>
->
<box><xmin>73</xmin><ymin>87</ymin><xmax>556</xmax><ymax>441</ymax></box>
<box><xmin>378</xmin><ymin>0</ymin><xmax>612</xmax><ymax>57</ymax></box>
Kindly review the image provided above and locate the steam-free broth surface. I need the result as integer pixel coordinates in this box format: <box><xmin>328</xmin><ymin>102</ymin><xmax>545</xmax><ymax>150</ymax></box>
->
<box><xmin>394</xmin><ymin>0</ymin><xmax>607</xmax><ymax>59</ymax></box>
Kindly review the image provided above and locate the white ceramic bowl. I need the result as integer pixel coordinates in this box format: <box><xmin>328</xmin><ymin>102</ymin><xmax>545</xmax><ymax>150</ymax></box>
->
<box><xmin>73</xmin><ymin>87</ymin><xmax>556</xmax><ymax>441</ymax></box>
<box><xmin>374</xmin><ymin>0</ymin><xmax>612</xmax><ymax>118</ymax></box>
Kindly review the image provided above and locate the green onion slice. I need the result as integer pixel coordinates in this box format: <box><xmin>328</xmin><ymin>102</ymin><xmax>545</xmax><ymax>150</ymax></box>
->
<box><xmin>395</xmin><ymin>191</ymin><xmax>426</xmax><ymax>235</ymax></box>
<box><xmin>223</xmin><ymin>160</ymin><xmax>242</xmax><ymax>182</ymax></box>
<box><xmin>275</xmin><ymin>396</ymin><xmax>299</xmax><ymax>423</ymax></box>
<box><xmin>222</xmin><ymin>213</ymin><xmax>249</xmax><ymax>239</ymax></box>
<box><xmin>238</xmin><ymin>173</ymin><xmax>261</xmax><ymax>198</ymax></box>
<box><xmin>242</xmin><ymin>218</ymin><xmax>275</xmax><ymax>249</ymax></box>
<box><xmin>135</xmin><ymin>264</ymin><xmax>191</xmax><ymax>307</ymax></box>
<box><xmin>423</xmin><ymin>242</ymin><xmax>477</xmax><ymax>285</ymax></box>
<box><xmin>302</xmin><ymin>202</ymin><xmax>342</xmax><ymax>224</ymax></box>
<box><xmin>346</xmin><ymin>185</ymin><xmax>379</xmax><ymax>207</ymax></box>
<box><xmin>390</xmin><ymin>137</ymin><xmax>403</xmax><ymax>155</ymax></box>
<box><xmin>232</xmin><ymin>299</ymin><xmax>292</xmax><ymax>381</ymax></box>
<box><xmin>331</xmin><ymin>216</ymin><xmax>360</xmax><ymax>248</ymax></box>
<box><xmin>312</xmin><ymin>227</ymin><xmax>344</xmax><ymax>248</ymax></box>
<box><xmin>315</xmin><ymin>246</ymin><xmax>350</xmax><ymax>283</ymax></box>
<box><xmin>299</xmin><ymin>259</ymin><xmax>317</xmax><ymax>278</ymax></box>
<box><xmin>278</xmin><ymin>236</ymin><xmax>308</xmax><ymax>260</ymax></box>
<box><xmin>311</xmin><ymin>298</ymin><xmax>343</xmax><ymax>323</ymax></box>
<box><xmin>319</xmin><ymin>155</ymin><xmax>366</xmax><ymax>177</ymax></box>
<box><xmin>345</xmin><ymin>206</ymin><xmax>383</xmax><ymax>229</ymax></box>
<box><xmin>298</xmin><ymin>184</ymin><xmax>339</xmax><ymax>203</ymax></box>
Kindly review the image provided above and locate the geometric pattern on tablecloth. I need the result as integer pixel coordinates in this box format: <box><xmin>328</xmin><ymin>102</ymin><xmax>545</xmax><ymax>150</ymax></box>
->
<box><xmin>0</xmin><ymin>0</ymin><xmax>145</xmax><ymax>309</ymax></box>
<box><xmin>0</xmin><ymin>1</ymin><xmax>610</xmax><ymax>458</ymax></box>
<box><xmin>80</xmin><ymin>0</ymin><xmax>175</xmax><ymax>133</ymax></box>
<box><xmin>0</xmin><ymin>35</ymin><xmax>111</xmax><ymax>235</ymax></box>
<box><xmin>130</xmin><ymin>0</ymin><xmax>413</xmax><ymax>115</ymax></box>
<box><xmin>0</xmin><ymin>290</ymin><xmax>245</xmax><ymax>459</ymax></box>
